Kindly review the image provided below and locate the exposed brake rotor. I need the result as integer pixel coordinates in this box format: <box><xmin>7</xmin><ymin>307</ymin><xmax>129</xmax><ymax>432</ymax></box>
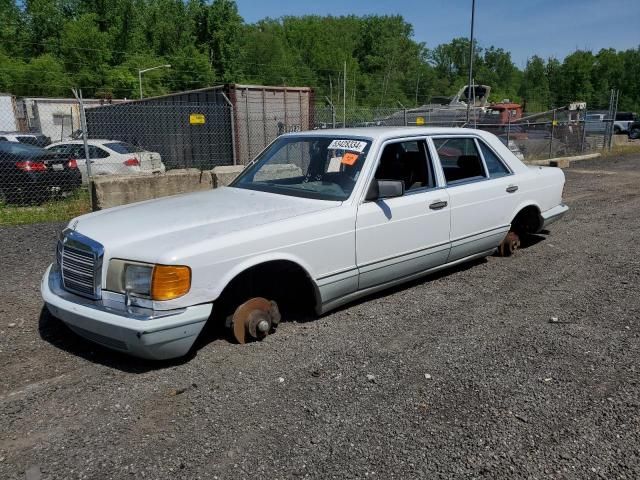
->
<box><xmin>498</xmin><ymin>231</ymin><xmax>521</xmax><ymax>257</ymax></box>
<box><xmin>231</xmin><ymin>297</ymin><xmax>281</xmax><ymax>344</ymax></box>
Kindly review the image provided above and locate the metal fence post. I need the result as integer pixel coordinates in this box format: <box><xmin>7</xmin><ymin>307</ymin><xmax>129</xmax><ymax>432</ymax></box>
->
<box><xmin>580</xmin><ymin>109</ymin><xmax>588</xmax><ymax>153</ymax></box>
<box><xmin>548</xmin><ymin>110</ymin><xmax>556</xmax><ymax>159</ymax></box>
<box><xmin>325</xmin><ymin>96</ymin><xmax>336</xmax><ymax>128</ymax></box>
<box><xmin>71</xmin><ymin>88</ymin><xmax>92</xmax><ymax>179</ymax></box>
<box><xmin>221</xmin><ymin>93</ymin><xmax>237</xmax><ymax>166</ymax></box>
<box><xmin>506</xmin><ymin>113</ymin><xmax>511</xmax><ymax>146</ymax></box>
<box><xmin>610</xmin><ymin>89</ymin><xmax>619</xmax><ymax>152</ymax></box>
<box><xmin>397</xmin><ymin>101</ymin><xmax>407</xmax><ymax>126</ymax></box>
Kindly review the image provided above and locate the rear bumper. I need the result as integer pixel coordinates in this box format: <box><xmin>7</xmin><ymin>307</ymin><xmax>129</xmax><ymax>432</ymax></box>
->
<box><xmin>41</xmin><ymin>264</ymin><xmax>212</xmax><ymax>360</ymax></box>
<box><xmin>540</xmin><ymin>203</ymin><xmax>569</xmax><ymax>230</ymax></box>
<box><xmin>4</xmin><ymin>170</ymin><xmax>82</xmax><ymax>195</ymax></box>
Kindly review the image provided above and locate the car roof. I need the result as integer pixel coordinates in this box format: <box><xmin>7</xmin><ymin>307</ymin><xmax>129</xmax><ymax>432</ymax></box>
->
<box><xmin>0</xmin><ymin>132</ymin><xmax>40</xmax><ymax>137</ymax></box>
<box><xmin>281</xmin><ymin>126</ymin><xmax>498</xmax><ymax>142</ymax></box>
<box><xmin>48</xmin><ymin>139</ymin><xmax>120</xmax><ymax>146</ymax></box>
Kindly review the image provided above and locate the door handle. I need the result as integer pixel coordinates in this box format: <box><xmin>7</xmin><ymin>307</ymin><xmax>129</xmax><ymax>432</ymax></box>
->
<box><xmin>429</xmin><ymin>200</ymin><xmax>448</xmax><ymax>210</ymax></box>
<box><xmin>506</xmin><ymin>185</ymin><xmax>519</xmax><ymax>193</ymax></box>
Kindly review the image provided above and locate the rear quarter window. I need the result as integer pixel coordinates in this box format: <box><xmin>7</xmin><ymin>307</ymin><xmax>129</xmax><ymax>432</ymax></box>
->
<box><xmin>478</xmin><ymin>141</ymin><xmax>510</xmax><ymax>178</ymax></box>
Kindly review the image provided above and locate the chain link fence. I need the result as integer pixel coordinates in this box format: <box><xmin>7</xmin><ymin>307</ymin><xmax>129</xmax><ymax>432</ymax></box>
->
<box><xmin>0</xmin><ymin>89</ymin><xmax>628</xmax><ymax>225</ymax></box>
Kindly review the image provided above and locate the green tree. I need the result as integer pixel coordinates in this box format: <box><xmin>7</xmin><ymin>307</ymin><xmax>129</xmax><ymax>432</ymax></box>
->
<box><xmin>520</xmin><ymin>55</ymin><xmax>550</xmax><ymax>111</ymax></box>
<box><xmin>18</xmin><ymin>54</ymin><xmax>70</xmax><ymax>96</ymax></box>
<box><xmin>206</xmin><ymin>0</ymin><xmax>243</xmax><ymax>81</ymax></box>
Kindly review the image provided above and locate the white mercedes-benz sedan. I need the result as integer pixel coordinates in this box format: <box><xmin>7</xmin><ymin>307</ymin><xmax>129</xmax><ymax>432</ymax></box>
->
<box><xmin>41</xmin><ymin>127</ymin><xmax>568</xmax><ymax>359</ymax></box>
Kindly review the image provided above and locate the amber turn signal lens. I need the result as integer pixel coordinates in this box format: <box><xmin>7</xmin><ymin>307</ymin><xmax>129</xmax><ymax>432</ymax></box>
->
<box><xmin>151</xmin><ymin>265</ymin><xmax>191</xmax><ymax>301</ymax></box>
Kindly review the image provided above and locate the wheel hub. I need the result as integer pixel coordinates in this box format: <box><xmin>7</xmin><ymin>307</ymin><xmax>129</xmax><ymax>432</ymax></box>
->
<box><xmin>498</xmin><ymin>231</ymin><xmax>521</xmax><ymax>257</ymax></box>
<box><xmin>231</xmin><ymin>297</ymin><xmax>281</xmax><ymax>344</ymax></box>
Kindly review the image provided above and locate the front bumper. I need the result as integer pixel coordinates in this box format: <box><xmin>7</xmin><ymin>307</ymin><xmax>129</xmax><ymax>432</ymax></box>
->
<box><xmin>540</xmin><ymin>203</ymin><xmax>569</xmax><ymax>230</ymax></box>
<box><xmin>41</xmin><ymin>264</ymin><xmax>212</xmax><ymax>360</ymax></box>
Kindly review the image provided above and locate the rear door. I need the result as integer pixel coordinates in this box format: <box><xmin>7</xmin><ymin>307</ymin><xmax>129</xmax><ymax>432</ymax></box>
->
<box><xmin>356</xmin><ymin>138</ymin><xmax>451</xmax><ymax>290</ymax></box>
<box><xmin>431</xmin><ymin>136</ymin><xmax>519</xmax><ymax>262</ymax></box>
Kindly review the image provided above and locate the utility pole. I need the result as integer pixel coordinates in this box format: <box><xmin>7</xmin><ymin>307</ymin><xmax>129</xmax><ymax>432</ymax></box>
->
<box><xmin>415</xmin><ymin>71</ymin><xmax>421</xmax><ymax>106</ymax></box>
<box><xmin>466</xmin><ymin>0</ymin><xmax>476</xmax><ymax>123</ymax></box>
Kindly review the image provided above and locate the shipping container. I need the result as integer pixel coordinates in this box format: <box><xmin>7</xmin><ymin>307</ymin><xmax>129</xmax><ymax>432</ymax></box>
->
<box><xmin>84</xmin><ymin>84</ymin><xmax>314</xmax><ymax>170</ymax></box>
<box><xmin>228</xmin><ymin>85</ymin><xmax>314</xmax><ymax>164</ymax></box>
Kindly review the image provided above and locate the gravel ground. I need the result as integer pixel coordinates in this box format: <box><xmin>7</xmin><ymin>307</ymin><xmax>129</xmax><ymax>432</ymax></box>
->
<box><xmin>1</xmin><ymin>154</ymin><xmax>639</xmax><ymax>479</ymax></box>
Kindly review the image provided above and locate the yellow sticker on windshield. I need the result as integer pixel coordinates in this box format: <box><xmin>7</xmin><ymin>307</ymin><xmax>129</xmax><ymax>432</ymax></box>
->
<box><xmin>341</xmin><ymin>152</ymin><xmax>359</xmax><ymax>166</ymax></box>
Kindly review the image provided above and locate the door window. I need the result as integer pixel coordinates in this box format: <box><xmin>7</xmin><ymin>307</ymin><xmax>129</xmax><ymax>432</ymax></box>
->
<box><xmin>374</xmin><ymin>140</ymin><xmax>434</xmax><ymax>191</ymax></box>
<box><xmin>478</xmin><ymin>141</ymin><xmax>510</xmax><ymax>178</ymax></box>
<box><xmin>432</xmin><ymin>137</ymin><xmax>486</xmax><ymax>185</ymax></box>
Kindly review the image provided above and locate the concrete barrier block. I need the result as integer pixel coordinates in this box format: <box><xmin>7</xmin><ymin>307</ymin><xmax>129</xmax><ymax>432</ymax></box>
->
<box><xmin>212</xmin><ymin>165</ymin><xmax>245</xmax><ymax>188</ymax></box>
<box><xmin>91</xmin><ymin>169</ymin><xmax>213</xmax><ymax>210</ymax></box>
<box><xmin>549</xmin><ymin>158</ymin><xmax>571</xmax><ymax>168</ymax></box>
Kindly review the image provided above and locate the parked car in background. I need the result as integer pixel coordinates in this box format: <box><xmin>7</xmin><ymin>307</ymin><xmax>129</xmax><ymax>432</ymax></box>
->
<box><xmin>0</xmin><ymin>132</ymin><xmax>52</xmax><ymax>147</ymax></box>
<box><xmin>615</xmin><ymin>112</ymin><xmax>637</xmax><ymax>134</ymax></box>
<box><xmin>584</xmin><ymin>113</ymin><xmax>607</xmax><ymax>134</ymax></box>
<box><xmin>42</xmin><ymin>127</ymin><xmax>568</xmax><ymax>360</ymax></box>
<box><xmin>46</xmin><ymin>140</ymin><xmax>165</xmax><ymax>181</ymax></box>
<box><xmin>628</xmin><ymin>120</ymin><xmax>640</xmax><ymax>140</ymax></box>
<box><xmin>0</xmin><ymin>141</ymin><xmax>81</xmax><ymax>204</ymax></box>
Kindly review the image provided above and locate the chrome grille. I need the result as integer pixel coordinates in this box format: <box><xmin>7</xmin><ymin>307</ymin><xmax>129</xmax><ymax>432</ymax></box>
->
<box><xmin>58</xmin><ymin>229</ymin><xmax>104</xmax><ymax>300</ymax></box>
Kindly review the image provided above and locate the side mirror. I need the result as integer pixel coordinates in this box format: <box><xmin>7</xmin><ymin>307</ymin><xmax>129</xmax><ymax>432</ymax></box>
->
<box><xmin>366</xmin><ymin>179</ymin><xmax>405</xmax><ymax>201</ymax></box>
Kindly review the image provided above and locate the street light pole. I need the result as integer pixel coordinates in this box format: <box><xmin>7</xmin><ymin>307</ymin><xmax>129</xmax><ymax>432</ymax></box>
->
<box><xmin>466</xmin><ymin>0</ymin><xmax>476</xmax><ymax>123</ymax></box>
<box><xmin>138</xmin><ymin>64</ymin><xmax>171</xmax><ymax>99</ymax></box>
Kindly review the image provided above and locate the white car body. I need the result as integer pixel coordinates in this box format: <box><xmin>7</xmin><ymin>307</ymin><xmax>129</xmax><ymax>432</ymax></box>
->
<box><xmin>41</xmin><ymin>127</ymin><xmax>568</xmax><ymax>359</ymax></box>
<box><xmin>45</xmin><ymin>139</ymin><xmax>165</xmax><ymax>181</ymax></box>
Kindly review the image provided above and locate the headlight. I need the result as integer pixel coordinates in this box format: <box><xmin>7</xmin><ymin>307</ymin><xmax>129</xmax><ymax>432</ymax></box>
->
<box><xmin>124</xmin><ymin>264</ymin><xmax>153</xmax><ymax>296</ymax></box>
<box><xmin>107</xmin><ymin>260</ymin><xmax>191</xmax><ymax>301</ymax></box>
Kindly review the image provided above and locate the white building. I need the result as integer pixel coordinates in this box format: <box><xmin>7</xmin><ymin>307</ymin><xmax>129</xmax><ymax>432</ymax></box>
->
<box><xmin>0</xmin><ymin>95</ymin><xmax>124</xmax><ymax>141</ymax></box>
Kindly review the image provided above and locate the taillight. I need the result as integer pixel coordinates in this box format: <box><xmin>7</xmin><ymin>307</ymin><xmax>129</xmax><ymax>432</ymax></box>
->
<box><xmin>16</xmin><ymin>161</ymin><xmax>47</xmax><ymax>172</ymax></box>
<box><xmin>67</xmin><ymin>158</ymin><xmax>78</xmax><ymax>169</ymax></box>
<box><xmin>123</xmin><ymin>158</ymin><xmax>140</xmax><ymax>167</ymax></box>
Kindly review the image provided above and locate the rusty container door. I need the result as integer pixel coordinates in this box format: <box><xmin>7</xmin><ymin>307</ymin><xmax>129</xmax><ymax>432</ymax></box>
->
<box><xmin>229</xmin><ymin>85</ymin><xmax>314</xmax><ymax>165</ymax></box>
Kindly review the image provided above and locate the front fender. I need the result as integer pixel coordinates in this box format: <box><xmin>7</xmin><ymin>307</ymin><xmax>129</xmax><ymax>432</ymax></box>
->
<box><xmin>208</xmin><ymin>252</ymin><xmax>321</xmax><ymax>307</ymax></box>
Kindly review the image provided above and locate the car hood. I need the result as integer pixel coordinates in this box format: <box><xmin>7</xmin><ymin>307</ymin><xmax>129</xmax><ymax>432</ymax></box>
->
<box><xmin>71</xmin><ymin>187</ymin><xmax>340</xmax><ymax>262</ymax></box>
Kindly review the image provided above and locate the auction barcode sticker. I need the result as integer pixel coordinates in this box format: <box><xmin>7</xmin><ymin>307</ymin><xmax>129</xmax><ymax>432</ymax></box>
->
<box><xmin>328</xmin><ymin>139</ymin><xmax>368</xmax><ymax>152</ymax></box>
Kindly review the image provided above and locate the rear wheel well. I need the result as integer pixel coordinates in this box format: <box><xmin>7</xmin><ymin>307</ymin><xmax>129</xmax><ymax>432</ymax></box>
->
<box><xmin>214</xmin><ymin>260</ymin><xmax>318</xmax><ymax>323</ymax></box>
<box><xmin>511</xmin><ymin>205</ymin><xmax>542</xmax><ymax>235</ymax></box>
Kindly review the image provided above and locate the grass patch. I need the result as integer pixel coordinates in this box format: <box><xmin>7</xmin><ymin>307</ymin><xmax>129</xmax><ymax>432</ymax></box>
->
<box><xmin>600</xmin><ymin>143</ymin><xmax>640</xmax><ymax>158</ymax></box>
<box><xmin>0</xmin><ymin>189</ymin><xmax>91</xmax><ymax>226</ymax></box>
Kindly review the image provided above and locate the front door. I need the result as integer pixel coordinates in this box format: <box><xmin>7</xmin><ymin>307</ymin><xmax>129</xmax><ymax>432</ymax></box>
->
<box><xmin>356</xmin><ymin>139</ymin><xmax>451</xmax><ymax>290</ymax></box>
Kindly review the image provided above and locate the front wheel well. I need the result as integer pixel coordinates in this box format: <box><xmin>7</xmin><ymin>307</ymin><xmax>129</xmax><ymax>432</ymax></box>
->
<box><xmin>214</xmin><ymin>260</ymin><xmax>318</xmax><ymax>323</ymax></box>
<box><xmin>511</xmin><ymin>205</ymin><xmax>542</xmax><ymax>235</ymax></box>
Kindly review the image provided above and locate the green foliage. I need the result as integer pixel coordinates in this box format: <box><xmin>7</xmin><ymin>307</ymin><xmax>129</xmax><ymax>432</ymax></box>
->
<box><xmin>0</xmin><ymin>0</ymin><xmax>637</xmax><ymax>113</ymax></box>
<box><xmin>519</xmin><ymin>56</ymin><xmax>549</xmax><ymax>112</ymax></box>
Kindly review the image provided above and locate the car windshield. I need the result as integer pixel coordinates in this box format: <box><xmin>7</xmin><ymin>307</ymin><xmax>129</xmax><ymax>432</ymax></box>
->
<box><xmin>104</xmin><ymin>142</ymin><xmax>143</xmax><ymax>154</ymax></box>
<box><xmin>232</xmin><ymin>136</ymin><xmax>372</xmax><ymax>201</ymax></box>
<box><xmin>0</xmin><ymin>141</ymin><xmax>47</xmax><ymax>156</ymax></box>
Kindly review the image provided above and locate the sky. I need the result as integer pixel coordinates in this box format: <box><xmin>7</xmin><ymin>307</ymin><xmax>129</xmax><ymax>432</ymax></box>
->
<box><xmin>235</xmin><ymin>0</ymin><xmax>640</xmax><ymax>67</ymax></box>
